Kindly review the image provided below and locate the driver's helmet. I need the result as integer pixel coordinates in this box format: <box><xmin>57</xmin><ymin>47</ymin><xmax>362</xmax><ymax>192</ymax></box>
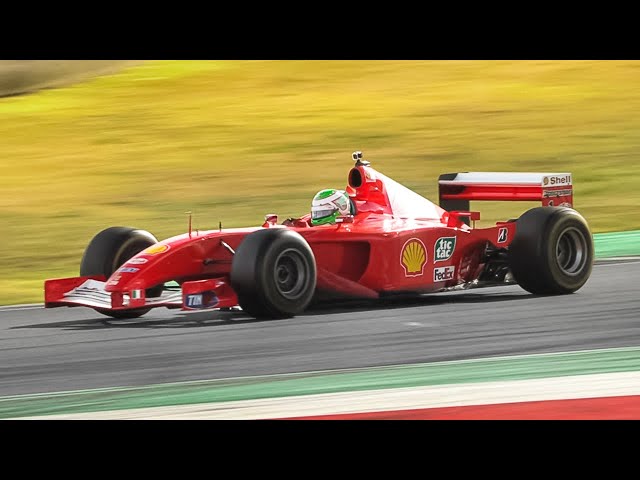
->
<box><xmin>311</xmin><ymin>189</ymin><xmax>352</xmax><ymax>226</ymax></box>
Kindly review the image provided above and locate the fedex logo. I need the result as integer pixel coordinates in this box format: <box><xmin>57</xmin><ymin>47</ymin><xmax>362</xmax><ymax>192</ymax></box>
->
<box><xmin>434</xmin><ymin>266</ymin><xmax>455</xmax><ymax>282</ymax></box>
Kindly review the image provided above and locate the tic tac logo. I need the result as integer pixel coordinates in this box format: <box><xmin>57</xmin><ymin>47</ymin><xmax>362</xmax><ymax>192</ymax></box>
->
<box><xmin>498</xmin><ymin>227</ymin><xmax>508</xmax><ymax>243</ymax></box>
<box><xmin>400</xmin><ymin>238</ymin><xmax>427</xmax><ymax>277</ymax></box>
<box><xmin>543</xmin><ymin>175</ymin><xmax>572</xmax><ymax>186</ymax></box>
<box><xmin>433</xmin><ymin>266</ymin><xmax>455</xmax><ymax>282</ymax></box>
<box><xmin>434</xmin><ymin>237</ymin><xmax>456</xmax><ymax>263</ymax></box>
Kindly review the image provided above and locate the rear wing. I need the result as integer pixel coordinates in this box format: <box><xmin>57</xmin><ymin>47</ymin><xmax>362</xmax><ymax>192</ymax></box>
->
<box><xmin>438</xmin><ymin>172</ymin><xmax>573</xmax><ymax>213</ymax></box>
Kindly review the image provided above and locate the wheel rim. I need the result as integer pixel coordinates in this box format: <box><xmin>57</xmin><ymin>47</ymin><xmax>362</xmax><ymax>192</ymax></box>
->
<box><xmin>274</xmin><ymin>248</ymin><xmax>309</xmax><ymax>300</ymax></box>
<box><xmin>555</xmin><ymin>227</ymin><xmax>588</xmax><ymax>276</ymax></box>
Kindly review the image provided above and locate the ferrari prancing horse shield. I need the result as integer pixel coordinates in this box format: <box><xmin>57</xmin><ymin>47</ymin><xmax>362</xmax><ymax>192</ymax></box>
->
<box><xmin>400</xmin><ymin>238</ymin><xmax>427</xmax><ymax>277</ymax></box>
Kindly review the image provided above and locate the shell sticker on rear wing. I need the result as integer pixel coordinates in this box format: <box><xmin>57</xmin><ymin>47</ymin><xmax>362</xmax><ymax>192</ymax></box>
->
<box><xmin>438</xmin><ymin>172</ymin><xmax>573</xmax><ymax>213</ymax></box>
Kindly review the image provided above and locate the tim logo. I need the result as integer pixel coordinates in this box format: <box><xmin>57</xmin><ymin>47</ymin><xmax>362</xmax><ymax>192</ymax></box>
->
<box><xmin>184</xmin><ymin>291</ymin><xmax>219</xmax><ymax>309</ymax></box>
<box><xmin>498</xmin><ymin>227</ymin><xmax>508</xmax><ymax>243</ymax></box>
<box><xmin>186</xmin><ymin>294</ymin><xmax>203</xmax><ymax>307</ymax></box>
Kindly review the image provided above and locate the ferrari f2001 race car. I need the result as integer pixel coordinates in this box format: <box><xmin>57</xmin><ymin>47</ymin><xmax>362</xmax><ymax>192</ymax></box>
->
<box><xmin>44</xmin><ymin>152</ymin><xmax>594</xmax><ymax>319</ymax></box>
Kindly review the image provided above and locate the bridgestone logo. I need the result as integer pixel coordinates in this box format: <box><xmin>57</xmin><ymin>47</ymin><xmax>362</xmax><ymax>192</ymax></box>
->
<box><xmin>434</xmin><ymin>237</ymin><xmax>456</xmax><ymax>263</ymax></box>
<box><xmin>498</xmin><ymin>227</ymin><xmax>508</xmax><ymax>243</ymax></box>
<box><xmin>433</xmin><ymin>266</ymin><xmax>455</xmax><ymax>282</ymax></box>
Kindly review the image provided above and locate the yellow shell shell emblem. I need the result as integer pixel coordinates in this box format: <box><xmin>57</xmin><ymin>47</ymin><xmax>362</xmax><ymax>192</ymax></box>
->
<box><xmin>143</xmin><ymin>243</ymin><xmax>169</xmax><ymax>255</ymax></box>
<box><xmin>400</xmin><ymin>238</ymin><xmax>427</xmax><ymax>277</ymax></box>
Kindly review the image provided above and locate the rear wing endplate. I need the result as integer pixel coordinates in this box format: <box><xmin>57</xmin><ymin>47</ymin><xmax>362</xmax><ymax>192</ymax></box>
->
<box><xmin>438</xmin><ymin>172</ymin><xmax>573</xmax><ymax>213</ymax></box>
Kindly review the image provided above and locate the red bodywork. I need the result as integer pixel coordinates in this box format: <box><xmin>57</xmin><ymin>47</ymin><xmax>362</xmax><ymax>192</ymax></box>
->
<box><xmin>44</xmin><ymin>162</ymin><xmax>571</xmax><ymax>314</ymax></box>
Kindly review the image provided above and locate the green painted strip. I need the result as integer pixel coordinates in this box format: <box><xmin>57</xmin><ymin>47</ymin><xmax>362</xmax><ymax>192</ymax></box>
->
<box><xmin>594</xmin><ymin>230</ymin><xmax>640</xmax><ymax>258</ymax></box>
<box><xmin>1</xmin><ymin>346</ymin><xmax>640</xmax><ymax>419</ymax></box>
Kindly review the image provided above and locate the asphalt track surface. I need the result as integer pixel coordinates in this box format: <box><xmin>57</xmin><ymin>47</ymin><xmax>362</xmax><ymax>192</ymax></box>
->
<box><xmin>1</xmin><ymin>261</ymin><xmax>638</xmax><ymax>397</ymax></box>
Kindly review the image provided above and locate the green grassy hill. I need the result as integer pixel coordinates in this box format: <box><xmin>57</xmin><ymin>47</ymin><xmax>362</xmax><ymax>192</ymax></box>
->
<box><xmin>1</xmin><ymin>60</ymin><xmax>639</xmax><ymax>305</ymax></box>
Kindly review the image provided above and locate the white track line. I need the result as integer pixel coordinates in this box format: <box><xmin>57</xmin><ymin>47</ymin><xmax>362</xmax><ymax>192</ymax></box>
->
<box><xmin>2</xmin><ymin>344</ymin><xmax>639</xmax><ymax>402</ymax></box>
<box><xmin>0</xmin><ymin>304</ymin><xmax>44</xmax><ymax>312</ymax></box>
<box><xmin>595</xmin><ymin>260</ymin><xmax>640</xmax><ymax>267</ymax></box>
<box><xmin>14</xmin><ymin>371</ymin><xmax>640</xmax><ymax>420</ymax></box>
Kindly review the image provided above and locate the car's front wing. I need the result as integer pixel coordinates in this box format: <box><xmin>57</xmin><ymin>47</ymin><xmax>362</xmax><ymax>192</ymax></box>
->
<box><xmin>44</xmin><ymin>276</ymin><xmax>238</xmax><ymax>312</ymax></box>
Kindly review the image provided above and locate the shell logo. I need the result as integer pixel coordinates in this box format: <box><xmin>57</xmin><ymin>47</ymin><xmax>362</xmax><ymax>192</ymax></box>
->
<box><xmin>400</xmin><ymin>238</ymin><xmax>427</xmax><ymax>277</ymax></box>
<box><xmin>143</xmin><ymin>244</ymin><xmax>170</xmax><ymax>255</ymax></box>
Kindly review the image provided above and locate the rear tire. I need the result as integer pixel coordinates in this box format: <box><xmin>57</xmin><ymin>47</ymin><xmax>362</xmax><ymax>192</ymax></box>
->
<box><xmin>231</xmin><ymin>229</ymin><xmax>317</xmax><ymax>319</ymax></box>
<box><xmin>80</xmin><ymin>226</ymin><xmax>161</xmax><ymax>319</ymax></box>
<box><xmin>508</xmin><ymin>207</ymin><xmax>594</xmax><ymax>294</ymax></box>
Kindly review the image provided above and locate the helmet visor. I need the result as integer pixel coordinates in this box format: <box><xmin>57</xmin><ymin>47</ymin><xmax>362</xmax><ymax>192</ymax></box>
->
<box><xmin>311</xmin><ymin>207</ymin><xmax>337</xmax><ymax>220</ymax></box>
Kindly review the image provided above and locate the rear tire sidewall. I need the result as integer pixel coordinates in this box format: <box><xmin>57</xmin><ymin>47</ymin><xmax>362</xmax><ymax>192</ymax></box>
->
<box><xmin>508</xmin><ymin>207</ymin><xmax>594</xmax><ymax>294</ymax></box>
<box><xmin>541</xmin><ymin>211</ymin><xmax>593</xmax><ymax>292</ymax></box>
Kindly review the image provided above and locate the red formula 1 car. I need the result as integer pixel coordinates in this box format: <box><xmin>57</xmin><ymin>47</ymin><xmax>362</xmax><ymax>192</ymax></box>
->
<box><xmin>44</xmin><ymin>151</ymin><xmax>594</xmax><ymax>319</ymax></box>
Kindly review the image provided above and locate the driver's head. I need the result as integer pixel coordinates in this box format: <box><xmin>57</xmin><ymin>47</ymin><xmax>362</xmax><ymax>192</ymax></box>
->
<box><xmin>311</xmin><ymin>189</ymin><xmax>352</xmax><ymax>226</ymax></box>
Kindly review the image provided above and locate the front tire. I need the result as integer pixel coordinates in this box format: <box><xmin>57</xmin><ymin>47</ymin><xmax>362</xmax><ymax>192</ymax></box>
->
<box><xmin>231</xmin><ymin>229</ymin><xmax>317</xmax><ymax>319</ymax></box>
<box><xmin>508</xmin><ymin>207</ymin><xmax>594</xmax><ymax>294</ymax></box>
<box><xmin>80</xmin><ymin>226</ymin><xmax>161</xmax><ymax>319</ymax></box>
